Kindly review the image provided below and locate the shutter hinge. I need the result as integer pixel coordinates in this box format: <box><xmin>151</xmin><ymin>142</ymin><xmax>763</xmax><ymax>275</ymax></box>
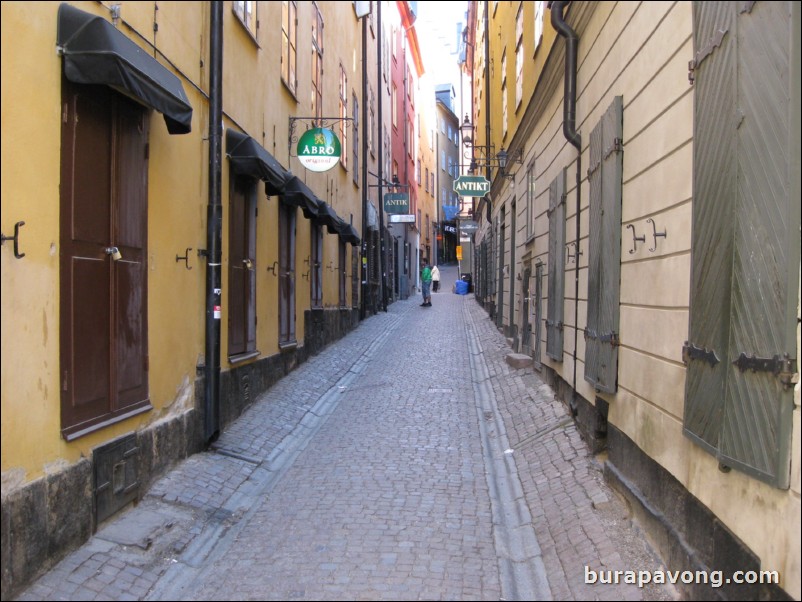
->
<box><xmin>732</xmin><ymin>352</ymin><xmax>798</xmax><ymax>389</ymax></box>
<box><xmin>587</xmin><ymin>140</ymin><xmax>620</xmax><ymax>179</ymax></box>
<box><xmin>599</xmin><ymin>331</ymin><xmax>620</xmax><ymax>347</ymax></box>
<box><xmin>546</xmin><ymin>319</ymin><xmax>563</xmax><ymax>332</ymax></box>
<box><xmin>62</xmin><ymin>370</ymin><xmax>69</xmax><ymax>392</ymax></box>
<box><xmin>682</xmin><ymin>341</ymin><xmax>720</xmax><ymax>367</ymax></box>
<box><xmin>688</xmin><ymin>28</ymin><xmax>728</xmax><ymax>85</ymax></box>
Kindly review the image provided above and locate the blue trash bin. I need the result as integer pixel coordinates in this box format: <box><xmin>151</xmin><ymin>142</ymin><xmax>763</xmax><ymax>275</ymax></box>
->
<box><xmin>454</xmin><ymin>280</ymin><xmax>469</xmax><ymax>295</ymax></box>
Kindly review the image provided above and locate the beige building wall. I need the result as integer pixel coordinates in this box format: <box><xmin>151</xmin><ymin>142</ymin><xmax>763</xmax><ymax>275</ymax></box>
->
<box><xmin>475</xmin><ymin>0</ymin><xmax>800</xmax><ymax>598</ymax></box>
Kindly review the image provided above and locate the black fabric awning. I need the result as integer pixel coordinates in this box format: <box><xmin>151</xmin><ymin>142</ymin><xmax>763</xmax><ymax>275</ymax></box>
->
<box><xmin>227</xmin><ymin>130</ymin><xmax>290</xmax><ymax>196</ymax></box>
<box><xmin>57</xmin><ymin>3</ymin><xmax>193</xmax><ymax>135</ymax></box>
<box><xmin>315</xmin><ymin>203</ymin><xmax>342</xmax><ymax>235</ymax></box>
<box><xmin>283</xmin><ymin>176</ymin><xmax>324</xmax><ymax>220</ymax></box>
<box><xmin>336</xmin><ymin>221</ymin><xmax>361</xmax><ymax>246</ymax></box>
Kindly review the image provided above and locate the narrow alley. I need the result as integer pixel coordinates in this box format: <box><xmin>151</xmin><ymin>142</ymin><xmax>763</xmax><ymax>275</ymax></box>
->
<box><xmin>15</xmin><ymin>266</ymin><xmax>671</xmax><ymax>601</ymax></box>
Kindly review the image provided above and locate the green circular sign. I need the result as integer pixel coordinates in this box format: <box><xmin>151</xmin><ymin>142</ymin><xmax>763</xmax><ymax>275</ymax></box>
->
<box><xmin>297</xmin><ymin>128</ymin><xmax>341</xmax><ymax>172</ymax></box>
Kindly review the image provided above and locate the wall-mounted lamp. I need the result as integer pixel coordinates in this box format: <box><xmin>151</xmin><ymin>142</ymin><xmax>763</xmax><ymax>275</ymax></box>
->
<box><xmin>460</xmin><ymin>115</ymin><xmax>522</xmax><ymax>179</ymax></box>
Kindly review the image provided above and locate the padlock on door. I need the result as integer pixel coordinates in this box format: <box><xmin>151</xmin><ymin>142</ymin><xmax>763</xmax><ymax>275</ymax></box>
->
<box><xmin>106</xmin><ymin>246</ymin><xmax>122</xmax><ymax>261</ymax></box>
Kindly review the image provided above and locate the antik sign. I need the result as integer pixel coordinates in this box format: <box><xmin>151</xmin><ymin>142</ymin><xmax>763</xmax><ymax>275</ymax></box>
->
<box><xmin>297</xmin><ymin>128</ymin><xmax>341</xmax><ymax>172</ymax></box>
<box><xmin>453</xmin><ymin>175</ymin><xmax>490</xmax><ymax>197</ymax></box>
<box><xmin>384</xmin><ymin>192</ymin><xmax>410</xmax><ymax>214</ymax></box>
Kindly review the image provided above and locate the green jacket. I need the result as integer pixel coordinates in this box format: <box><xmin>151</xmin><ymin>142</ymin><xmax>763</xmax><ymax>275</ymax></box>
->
<box><xmin>421</xmin><ymin>266</ymin><xmax>432</xmax><ymax>283</ymax></box>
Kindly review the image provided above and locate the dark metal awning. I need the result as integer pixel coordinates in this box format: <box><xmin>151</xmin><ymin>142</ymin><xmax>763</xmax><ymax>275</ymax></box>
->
<box><xmin>56</xmin><ymin>3</ymin><xmax>193</xmax><ymax>135</ymax></box>
<box><xmin>283</xmin><ymin>176</ymin><xmax>324</xmax><ymax>220</ymax></box>
<box><xmin>226</xmin><ymin>130</ymin><xmax>290</xmax><ymax>196</ymax></box>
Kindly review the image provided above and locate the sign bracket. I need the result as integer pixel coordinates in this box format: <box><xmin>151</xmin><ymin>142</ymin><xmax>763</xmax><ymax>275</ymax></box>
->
<box><xmin>288</xmin><ymin>116</ymin><xmax>353</xmax><ymax>159</ymax></box>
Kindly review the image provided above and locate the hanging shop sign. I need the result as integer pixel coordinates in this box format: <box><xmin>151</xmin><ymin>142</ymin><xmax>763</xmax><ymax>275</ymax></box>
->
<box><xmin>297</xmin><ymin>128</ymin><xmax>341</xmax><ymax>172</ymax></box>
<box><xmin>384</xmin><ymin>192</ymin><xmax>410</xmax><ymax>215</ymax></box>
<box><xmin>453</xmin><ymin>175</ymin><xmax>490</xmax><ymax>197</ymax></box>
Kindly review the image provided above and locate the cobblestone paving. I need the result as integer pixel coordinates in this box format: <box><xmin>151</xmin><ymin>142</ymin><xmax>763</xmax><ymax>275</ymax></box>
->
<box><xmin>15</xmin><ymin>266</ymin><xmax>674</xmax><ymax>601</ymax></box>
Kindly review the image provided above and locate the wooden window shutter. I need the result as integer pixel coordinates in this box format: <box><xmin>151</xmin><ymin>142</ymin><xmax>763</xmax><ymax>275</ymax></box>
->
<box><xmin>546</xmin><ymin>169</ymin><xmax>566</xmax><ymax>361</ymax></box>
<box><xmin>585</xmin><ymin>96</ymin><xmax>623</xmax><ymax>393</ymax></box>
<box><xmin>685</xmin><ymin>1</ymin><xmax>799</xmax><ymax>488</ymax></box>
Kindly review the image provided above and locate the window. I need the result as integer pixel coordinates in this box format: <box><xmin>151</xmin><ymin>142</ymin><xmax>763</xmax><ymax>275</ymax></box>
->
<box><xmin>353</xmin><ymin>94</ymin><xmax>359</xmax><ymax>184</ymax></box>
<box><xmin>584</xmin><ymin>97</ymin><xmax>622</xmax><ymax>392</ymax></box>
<box><xmin>311</xmin><ymin>3</ymin><xmax>323</xmax><ymax>122</ymax></box>
<box><xmin>534</xmin><ymin>1</ymin><xmax>545</xmax><ymax>51</ymax></box>
<box><xmin>281</xmin><ymin>1</ymin><xmax>297</xmax><ymax>94</ymax></box>
<box><xmin>546</xmin><ymin>169</ymin><xmax>566</xmax><ymax>362</ymax></box>
<box><xmin>369</xmin><ymin>88</ymin><xmax>375</xmax><ymax>156</ymax></box>
<box><xmin>233</xmin><ymin>1</ymin><xmax>257</xmax><ymax>38</ymax></box>
<box><xmin>526</xmin><ymin>162</ymin><xmax>535</xmax><ymax>239</ymax></box>
<box><xmin>229</xmin><ymin>176</ymin><xmax>258</xmax><ymax>360</ymax></box>
<box><xmin>516</xmin><ymin>4</ymin><xmax>524</xmax><ymax>109</ymax></box>
<box><xmin>425</xmin><ymin>167</ymin><xmax>429</xmax><ymax>192</ymax></box>
<box><xmin>501</xmin><ymin>49</ymin><xmax>508</xmax><ymax>136</ymax></box>
<box><xmin>407</xmin><ymin>121</ymin><xmax>414</xmax><ymax>157</ymax></box>
<box><xmin>431</xmin><ymin>173</ymin><xmax>434</xmax><ymax>193</ymax></box>
<box><xmin>59</xmin><ymin>82</ymin><xmax>151</xmax><ymax>438</ymax></box>
<box><xmin>392</xmin><ymin>84</ymin><xmax>398</xmax><ymax>128</ymax></box>
<box><xmin>339</xmin><ymin>63</ymin><xmax>348</xmax><ymax>168</ymax></box>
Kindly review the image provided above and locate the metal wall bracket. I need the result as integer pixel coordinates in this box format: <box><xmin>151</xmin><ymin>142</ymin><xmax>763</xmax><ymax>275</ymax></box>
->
<box><xmin>267</xmin><ymin>261</ymin><xmax>279</xmax><ymax>276</ymax></box>
<box><xmin>646</xmin><ymin>218</ymin><xmax>667</xmax><ymax>252</ymax></box>
<box><xmin>288</xmin><ymin>116</ymin><xmax>354</xmax><ymax>158</ymax></box>
<box><xmin>176</xmin><ymin>247</ymin><xmax>193</xmax><ymax>270</ymax></box>
<box><xmin>627</xmin><ymin>224</ymin><xmax>646</xmax><ymax>254</ymax></box>
<box><xmin>566</xmin><ymin>241</ymin><xmax>583</xmax><ymax>264</ymax></box>
<box><xmin>1</xmin><ymin>221</ymin><xmax>26</xmax><ymax>259</ymax></box>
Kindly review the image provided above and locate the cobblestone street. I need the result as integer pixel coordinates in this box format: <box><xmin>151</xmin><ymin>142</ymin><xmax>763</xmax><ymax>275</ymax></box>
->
<box><xmin>16</xmin><ymin>266</ymin><xmax>674</xmax><ymax>601</ymax></box>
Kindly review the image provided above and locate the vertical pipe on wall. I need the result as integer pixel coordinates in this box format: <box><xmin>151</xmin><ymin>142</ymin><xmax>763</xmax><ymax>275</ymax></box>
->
<box><xmin>551</xmin><ymin>1</ymin><xmax>582</xmax><ymax>414</ymax></box>
<box><xmin>360</xmin><ymin>14</ymin><xmax>369</xmax><ymax>319</ymax></box>
<box><xmin>377</xmin><ymin>0</ymin><xmax>387</xmax><ymax>311</ymax></box>
<box><xmin>204</xmin><ymin>1</ymin><xmax>223</xmax><ymax>442</ymax></box>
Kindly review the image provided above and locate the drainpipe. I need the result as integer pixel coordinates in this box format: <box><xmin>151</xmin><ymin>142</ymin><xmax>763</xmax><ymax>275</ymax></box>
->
<box><xmin>360</xmin><ymin>14</ymin><xmax>368</xmax><ymax>320</ymax></box>
<box><xmin>551</xmin><ymin>0</ymin><xmax>582</xmax><ymax>415</ymax></box>
<box><xmin>377</xmin><ymin>0</ymin><xmax>387</xmax><ymax>312</ymax></box>
<box><xmin>204</xmin><ymin>1</ymin><xmax>223</xmax><ymax>442</ymax></box>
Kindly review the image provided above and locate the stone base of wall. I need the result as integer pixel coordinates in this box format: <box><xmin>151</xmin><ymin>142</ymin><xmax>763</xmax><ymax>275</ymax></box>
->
<box><xmin>1</xmin><ymin>406</ymin><xmax>203</xmax><ymax>600</ymax></box>
<box><xmin>537</xmin><ymin>362</ymin><xmax>793</xmax><ymax>601</ymax></box>
<box><xmin>1</xmin><ymin>307</ymin><xmax>360</xmax><ymax>599</ymax></box>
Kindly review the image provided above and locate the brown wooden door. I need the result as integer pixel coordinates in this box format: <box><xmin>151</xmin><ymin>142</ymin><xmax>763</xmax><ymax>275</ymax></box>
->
<box><xmin>228</xmin><ymin>177</ymin><xmax>257</xmax><ymax>357</ymax></box>
<box><xmin>278</xmin><ymin>200</ymin><xmax>296</xmax><ymax>345</ymax></box>
<box><xmin>60</xmin><ymin>81</ymin><xmax>150</xmax><ymax>438</ymax></box>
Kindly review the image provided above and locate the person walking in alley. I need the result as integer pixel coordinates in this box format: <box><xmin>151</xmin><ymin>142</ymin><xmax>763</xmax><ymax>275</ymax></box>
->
<box><xmin>421</xmin><ymin>261</ymin><xmax>432</xmax><ymax>307</ymax></box>
<box><xmin>431</xmin><ymin>264</ymin><xmax>441</xmax><ymax>293</ymax></box>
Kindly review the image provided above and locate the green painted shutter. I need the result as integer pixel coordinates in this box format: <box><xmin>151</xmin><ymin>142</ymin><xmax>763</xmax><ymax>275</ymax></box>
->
<box><xmin>585</xmin><ymin>97</ymin><xmax>623</xmax><ymax>393</ymax></box>
<box><xmin>685</xmin><ymin>1</ymin><xmax>799</xmax><ymax>488</ymax></box>
<box><xmin>546</xmin><ymin>169</ymin><xmax>566</xmax><ymax>361</ymax></box>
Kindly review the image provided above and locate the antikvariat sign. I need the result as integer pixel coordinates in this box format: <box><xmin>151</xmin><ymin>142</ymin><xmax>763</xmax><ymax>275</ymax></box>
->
<box><xmin>453</xmin><ymin>175</ymin><xmax>490</xmax><ymax>197</ymax></box>
<box><xmin>384</xmin><ymin>192</ymin><xmax>410</xmax><ymax>215</ymax></box>
<box><xmin>297</xmin><ymin>128</ymin><xmax>341</xmax><ymax>172</ymax></box>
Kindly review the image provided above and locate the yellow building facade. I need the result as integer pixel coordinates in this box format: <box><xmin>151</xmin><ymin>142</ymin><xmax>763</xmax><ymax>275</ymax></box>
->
<box><xmin>1</xmin><ymin>1</ymin><xmax>375</xmax><ymax>596</ymax></box>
